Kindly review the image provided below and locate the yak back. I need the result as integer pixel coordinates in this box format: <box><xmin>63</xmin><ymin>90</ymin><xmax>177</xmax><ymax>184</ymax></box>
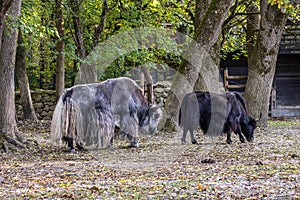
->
<box><xmin>92</xmin><ymin>77</ymin><xmax>148</xmax><ymax>115</ymax></box>
<box><xmin>179</xmin><ymin>91</ymin><xmax>227</xmax><ymax>136</ymax></box>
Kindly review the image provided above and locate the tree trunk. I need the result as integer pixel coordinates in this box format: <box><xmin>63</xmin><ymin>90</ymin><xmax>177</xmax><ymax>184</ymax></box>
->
<box><xmin>0</xmin><ymin>0</ymin><xmax>24</xmax><ymax>149</ymax></box>
<box><xmin>164</xmin><ymin>0</ymin><xmax>233</xmax><ymax>130</ymax></box>
<box><xmin>93</xmin><ymin>0</ymin><xmax>108</xmax><ymax>48</ymax></box>
<box><xmin>55</xmin><ymin>0</ymin><xmax>65</xmax><ymax>102</ymax></box>
<box><xmin>140</xmin><ymin>65</ymin><xmax>154</xmax><ymax>105</ymax></box>
<box><xmin>244</xmin><ymin>0</ymin><xmax>288</xmax><ymax>127</ymax></box>
<box><xmin>0</xmin><ymin>0</ymin><xmax>14</xmax><ymax>48</ymax></box>
<box><xmin>68</xmin><ymin>0</ymin><xmax>97</xmax><ymax>84</ymax></box>
<box><xmin>246</xmin><ymin>3</ymin><xmax>259</xmax><ymax>61</ymax></box>
<box><xmin>69</xmin><ymin>0</ymin><xmax>109</xmax><ymax>84</ymax></box>
<box><xmin>15</xmin><ymin>29</ymin><xmax>38</xmax><ymax>121</ymax></box>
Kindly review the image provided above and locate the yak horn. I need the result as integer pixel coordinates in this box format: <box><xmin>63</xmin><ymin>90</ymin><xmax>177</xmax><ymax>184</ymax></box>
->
<box><xmin>255</xmin><ymin>113</ymin><xmax>262</xmax><ymax>121</ymax></box>
<box><xmin>149</xmin><ymin>99</ymin><xmax>164</xmax><ymax>112</ymax></box>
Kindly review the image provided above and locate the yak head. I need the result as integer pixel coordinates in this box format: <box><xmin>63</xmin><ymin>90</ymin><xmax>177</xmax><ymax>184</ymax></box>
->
<box><xmin>138</xmin><ymin>100</ymin><xmax>163</xmax><ymax>134</ymax></box>
<box><xmin>240</xmin><ymin>113</ymin><xmax>261</xmax><ymax>142</ymax></box>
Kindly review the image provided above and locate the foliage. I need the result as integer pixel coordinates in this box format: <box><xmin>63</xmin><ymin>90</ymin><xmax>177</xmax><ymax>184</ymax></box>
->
<box><xmin>19</xmin><ymin>0</ymin><xmax>194</xmax><ymax>89</ymax></box>
<box><xmin>98</xmin><ymin>0</ymin><xmax>194</xmax><ymax>80</ymax></box>
<box><xmin>18</xmin><ymin>0</ymin><xmax>300</xmax><ymax>88</ymax></box>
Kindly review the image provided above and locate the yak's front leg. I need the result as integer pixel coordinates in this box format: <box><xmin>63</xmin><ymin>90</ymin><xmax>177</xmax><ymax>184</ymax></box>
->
<box><xmin>76</xmin><ymin>141</ymin><xmax>84</xmax><ymax>150</ymax></box>
<box><xmin>235</xmin><ymin>126</ymin><xmax>245</xmax><ymax>143</ymax></box>
<box><xmin>130</xmin><ymin>137</ymin><xmax>139</xmax><ymax>148</ymax></box>
<box><xmin>126</xmin><ymin>133</ymin><xmax>139</xmax><ymax>147</ymax></box>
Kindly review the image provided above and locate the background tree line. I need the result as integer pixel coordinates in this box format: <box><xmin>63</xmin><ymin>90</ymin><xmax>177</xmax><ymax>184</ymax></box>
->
<box><xmin>0</xmin><ymin>0</ymin><xmax>299</xmax><ymax>150</ymax></box>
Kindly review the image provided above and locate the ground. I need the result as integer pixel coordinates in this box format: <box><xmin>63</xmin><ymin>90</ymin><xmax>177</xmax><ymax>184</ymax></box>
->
<box><xmin>0</xmin><ymin>119</ymin><xmax>299</xmax><ymax>199</ymax></box>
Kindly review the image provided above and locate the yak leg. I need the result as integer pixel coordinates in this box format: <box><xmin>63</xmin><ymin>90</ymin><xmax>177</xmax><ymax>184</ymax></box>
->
<box><xmin>223</xmin><ymin>123</ymin><xmax>232</xmax><ymax>144</ymax></box>
<box><xmin>235</xmin><ymin>126</ymin><xmax>245</xmax><ymax>143</ymax></box>
<box><xmin>231</xmin><ymin>117</ymin><xmax>245</xmax><ymax>143</ymax></box>
<box><xmin>74</xmin><ymin>130</ymin><xmax>84</xmax><ymax>150</ymax></box>
<box><xmin>130</xmin><ymin>137</ymin><xmax>139</xmax><ymax>148</ymax></box>
<box><xmin>190</xmin><ymin>129</ymin><xmax>198</xmax><ymax>144</ymax></box>
<box><xmin>126</xmin><ymin>133</ymin><xmax>138</xmax><ymax>147</ymax></box>
<box><xmin>226</xmin><ymin>131</ymin><xmax>232</xmax><ymax>144</ymax></box>
<box><xmin>109</xmin><ymin>137</ymin><xmax>115</xmax><ymax>150</ymax></box>
<box><xmin>76</xmin><ymin>141</ymin><xmax>84</xmax><ymax>150</ymax></box>
<box><xmin>119</xmin><ymin>114</ymin><xmax>139</xmax><ymax>148</ymax></box>
<box><xmin>181</xmin><ymin>128</ymin><xmax>188</xmax><ymax>144</ymax></box>
<box><xmin>67</xmin><ymin>137</ymin><xmax>75</xmax><ymax>151</ymax></box>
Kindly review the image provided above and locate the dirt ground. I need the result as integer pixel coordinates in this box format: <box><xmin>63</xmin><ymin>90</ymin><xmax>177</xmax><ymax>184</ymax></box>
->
<box><xmin>0</xmin><ymin>118</ymin><xmax>299</xmax><ymax>199</ymax></box>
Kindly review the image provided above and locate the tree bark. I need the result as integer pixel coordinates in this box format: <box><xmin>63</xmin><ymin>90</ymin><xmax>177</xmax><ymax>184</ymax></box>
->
<box><xmin>0</xmin><ymin>0</ymin><xmax>24</xmax><ymax>149</ymax></box>
<box><xmin>93</xmin><ymin>0</ymin><xmax>108</xmax><ymax>48</ymax></box>
<box><xmin>69</xmin><ymin>0</ymin><xmax>109</xmax><ymax>84</ymax></box>
<box><xmin>15</xmin><ymin>29</ymin><xmax>38</xmax><ymax>121</ymax></box>
<box><xmin>246</xmin><ymin>3</ymin><xmax>259</xmax><ymax>61</ymax></box>
<box><xmin>55</xmin><ymin>0</ymin><xmax>65</xmax><ymax>102</ymax></box>
<box><xmin>0</xmin><ymin>0</ymin><xmax>14</xmax><ymax>48</ymax></box>
<box><xmin>140</xmin><ymin>65</ymin><xmax>154</xmax><ymax>105</ymax></box>
<box><xmin>164</xmin><ymin>0</ymin><xmax>233</xmax><ymax>130</ymax></box>
<box><xmin>244</xmin><ymin>0</ymin><xmax>288</xmax><ymax>127</ymax></box>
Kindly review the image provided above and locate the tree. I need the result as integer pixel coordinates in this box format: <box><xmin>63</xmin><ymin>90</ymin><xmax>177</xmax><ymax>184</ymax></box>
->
<box><xmin>55</xmin><ymin>0</ymin><xmax>65</xmax><ymax>102</ymax></box>
<box><xmin>15</xmin><ymin>29</ymin><xmax>38</xmax><ymax>121</ymax></box>
<box><xmin>164</xmin><ymin>0</ymin><xmax>234</xmax><ymax>129</ymax></box>
<box><xmin>68</xmin><ymin>0</ymin><xmax>109</xmax><ymax>84</ymax></box>
<box><xmin>244</xmin><ymin>0</ymin><xmax>290</xmax><ymax>127</ymax></box>
<box><xmin>0</xmin><ymin>0</ymin><xmax>13</xmax><ymax>48</ymax></box>
<box><xmin>0</xmin><ymin>0</ymin><xmax>24</xmax><ymax>150</ymax></box>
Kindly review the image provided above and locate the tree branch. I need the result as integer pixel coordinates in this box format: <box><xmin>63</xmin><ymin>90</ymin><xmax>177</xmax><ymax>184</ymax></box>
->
<box><xmin>93</xmin><ymin>0</ymin><xmax>108</xmax><ymax>48</ymax></box>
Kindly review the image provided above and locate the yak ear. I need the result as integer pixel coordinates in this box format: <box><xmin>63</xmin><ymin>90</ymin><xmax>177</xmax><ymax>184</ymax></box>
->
<box><xmin>149</xmin><ymin>98</ymin><xmax>163</xmax><ymax>113</ymax></box>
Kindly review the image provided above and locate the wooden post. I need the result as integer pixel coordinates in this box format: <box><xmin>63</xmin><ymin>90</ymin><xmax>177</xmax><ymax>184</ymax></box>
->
<box><xmin>140</xmin><ymin>68</ymin><xmax>145</xmax><ymax>94</ymax></box>
<box><xmin>224</xmin><ymin>68</ymin><xmax>229</xmax><ymax>92</ymax></box>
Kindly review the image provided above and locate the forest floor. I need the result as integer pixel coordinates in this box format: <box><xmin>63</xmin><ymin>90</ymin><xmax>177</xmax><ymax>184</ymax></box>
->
<box><xmin>0</xmin><ymin>118</ymin><xmax>299</xmax><ymax>199</ymax></box>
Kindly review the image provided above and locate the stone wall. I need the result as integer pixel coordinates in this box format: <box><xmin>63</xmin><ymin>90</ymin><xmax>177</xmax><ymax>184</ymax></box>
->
<box><xmin>15</xmin><ymin>90</ymin><xmax>56</xmax><ymax>121</ymax></box>
<box><xmin>15</xmin><ymin>81</ymin><xmax>172</xmax><ymax>121</ymax></box>
<box><xmin>153</xmin><ymin>81</ymin><xmax>171</xmax><ymax>104</ymax></box>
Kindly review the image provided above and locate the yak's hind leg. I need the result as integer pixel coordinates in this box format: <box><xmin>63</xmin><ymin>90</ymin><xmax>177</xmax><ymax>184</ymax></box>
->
<box><xmin>223</xmin><ymin>122</ymin><xmax>232</xmax><ymax>144</ymax></box>
<box><xmin>66</xmin><ymin>137</ymin><xmax>75</xmax><ymax>152</ymax></box>
<box><xmin>181</xmin><ymin>128</ymin><xmax>189</xmax><ymax>144</ymax></box>
<box><xmin>190</xmin><ymin>129</ymin><xmax>198</xmax><ymax>144</ymax></box>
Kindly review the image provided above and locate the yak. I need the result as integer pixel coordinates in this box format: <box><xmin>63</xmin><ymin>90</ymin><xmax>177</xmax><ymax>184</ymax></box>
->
<box><xmin>51</xmin><ymin>77</ymin><xmax>162</xmax><ymax>151</ymax></box>
<box><xmin>179</xmin><ymin>91</ymin><xmax>258</xmax><ymax>145</ymax></box>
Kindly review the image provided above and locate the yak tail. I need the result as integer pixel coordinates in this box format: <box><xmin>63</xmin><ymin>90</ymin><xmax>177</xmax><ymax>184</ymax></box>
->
<box><xmin>178</xmin><ymin>94</ymin><xmax>189</xmax><ymax>128</ymax></box>
<box><xmin>50</xmin><ymin>91</ymin><xmax>82</xmax><ymax>147</ymax></box>
<box><xmin>233</xmin><ymin>92</ymin><xmax>247</xmax><ymax>112</ymax></box>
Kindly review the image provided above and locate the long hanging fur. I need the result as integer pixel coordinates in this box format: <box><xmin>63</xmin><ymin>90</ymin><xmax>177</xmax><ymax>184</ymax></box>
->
<box><xmin>50</xmin><ymin>85</ymin><xmax>115</xmax><ymax>149</ymax></box>
<box><xmin>50</xmin><ymin>77</ymin><xmax>161</xmax><ymax>150</ymax></box>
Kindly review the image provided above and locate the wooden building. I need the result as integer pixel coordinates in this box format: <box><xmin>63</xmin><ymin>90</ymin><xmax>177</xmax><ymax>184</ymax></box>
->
<box><xmin>221</xmin><ymin>20</ymin><xmax>300</xmax><ymax>117</ymax></box>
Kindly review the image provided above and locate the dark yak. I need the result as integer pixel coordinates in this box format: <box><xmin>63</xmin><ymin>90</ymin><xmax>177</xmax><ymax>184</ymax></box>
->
<box><xmin>51</xmin><ymin>77</ymin><xmax>162</xmax><ymax>151</ymax></box>
<box><xmin>179</xmin><ymin>91</ymin><xmax>258</xmax><ymax>145</ymax></box>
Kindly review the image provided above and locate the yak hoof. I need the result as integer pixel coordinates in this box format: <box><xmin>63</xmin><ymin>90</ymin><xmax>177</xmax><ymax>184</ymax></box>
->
<box><xmin>65</xmin><ymin>147</ymin><xmax>75</xmax><ymax>153</ymax></box>
<box><xmin>109</xmin><ymin>145</ymin><xmax>115</xmax><ymax>151</ymax></box>
<box><xmin>191</xmin><ymin>140</ymin><xmax>198</xmax><ymax>145</ymax></box>
<box><xmin>130</xmin><ymin>142</ymin><xmax>139</xmax><ymax>148</ymax></box>
<box><xmin>181</xmin><ymin>139</ymin><xmax>186</xmax><ymax>145</ymax></box>
<box><xmin>240</xmin><ymin>137</ymin><xmax>246</xmax><ymax>143</ymax></box>
<box><xmin>226</xmin><ymin>139</ymin><xmax>232</xmax><ymax>144</ymax></box>
<box><xmin>76</xmin><ymin>144</ymin><xmax>85</xmax><ymax>151</ymax></box>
